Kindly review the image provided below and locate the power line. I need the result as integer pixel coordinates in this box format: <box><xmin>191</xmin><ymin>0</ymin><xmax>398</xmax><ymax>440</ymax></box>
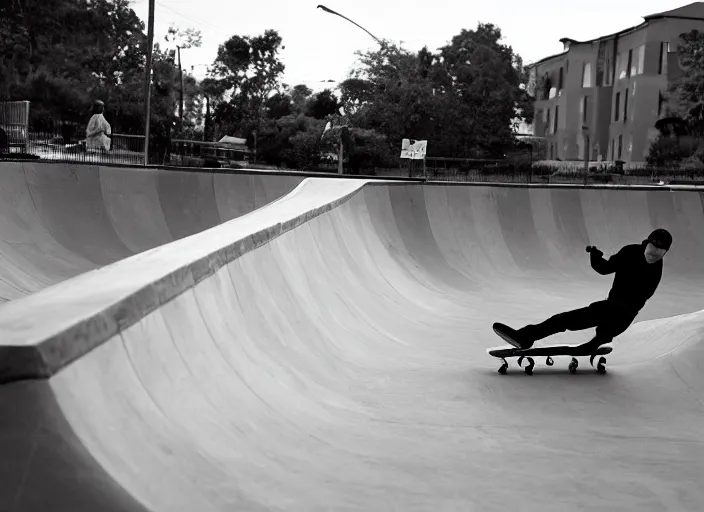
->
<box><xmin>154</xmin><ymin>0</ymin><xmax>231</xmax><ymax>36</ymax></box>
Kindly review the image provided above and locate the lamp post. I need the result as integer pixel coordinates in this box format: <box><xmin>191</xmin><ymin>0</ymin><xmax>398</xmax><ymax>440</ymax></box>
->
<box><xmin>316</xmin><ymin>6</ymin><xmax>381</xmax><ymax>175</ymax></box>
<box><xmin>316</xmin><ymin>5</ymin><xmax>382</xmax><ymax>45</ymax></box>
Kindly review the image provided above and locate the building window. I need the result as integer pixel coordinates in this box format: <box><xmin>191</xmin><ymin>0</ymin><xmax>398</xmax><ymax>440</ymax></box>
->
<box><xmin>582</xmin><ymin>62</ymin><xmax>592</xmax><ymax>87</ymax></box>
<box><xmin>618</xmin><ymin>135</ymin><xmax>623</xmax><ymax>159</ymax></box>
<box><xmin>604</xmin><ymin>54</ymin><xmax>612</xmax><ymax>86</ymax></box>
<box><xmin>553</xmin><ymin>105</ymin><xmax>559</xmax><ymax>133</ymax></box>
<box><xmin>627</xmin><ymin>49</ymin><xmax>633</xmax><ymax>77</ymax></box>
<box><xmin>624</xmin><ymin>88</ymin><xmax>628</xmax><ymax>123</ymax></box>
<box><xmin>659</xmin><ymin>42</ymin><xmax>670</xmax><ymax>74</ymax></box>
<box><xmin>615</xmin><ymin>92</ymin><xmax>620</xmax><ymax>121</ymax></box>
<box><xmin>542</xmin><ymin>73</ymin><xmax>551</xmax><ymax>100</ymax></box>
<box><xmin>582</xmin><ymin>96</ymin><xmax>588</xmax><ymax>124</ymax></box>
<box><xmin>617</xmin><ymin>52</ymin><xmax>628</xmax><ymax>80</ymax></box>
<box><xmin>636</xmin><ymin>45</ymin><xmax>645</xmax><ymax>75</ymax></box>
<box><xmin>611</xmin><ymin>139</ymin><xmax>615</xmax><ymax>160</ymax></box>
<box><xmin>558</xmin><ymin>67</ymin><xmax>564</xmax><ymax>90</ymax></box>
<box><xmin>545</xmin><ymin>109</ymin><xmax>551</xmax><ymax>136</ymax></box>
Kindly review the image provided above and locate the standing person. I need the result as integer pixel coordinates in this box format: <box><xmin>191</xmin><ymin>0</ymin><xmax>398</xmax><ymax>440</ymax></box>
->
<box><xmin>86</xmin><ymin>100</ymin><xmax>111</xmax><ymax>152</ymax></box>
<box><xmin>494</xmin><ymin>229</ymin><xmax>673</xmax><ymax>350</ymax></box>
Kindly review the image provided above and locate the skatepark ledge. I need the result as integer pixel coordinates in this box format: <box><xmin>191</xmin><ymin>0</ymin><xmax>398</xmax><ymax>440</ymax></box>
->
<box><xmin>0</xmin><ymin>177</ymin><xmax>387</xmax><ymax>383</ymax></box>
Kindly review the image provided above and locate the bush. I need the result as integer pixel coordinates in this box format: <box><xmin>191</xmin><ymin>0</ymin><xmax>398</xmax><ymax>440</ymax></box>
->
<box><xmin>646</xmin><ymin>134</ymin><xmax>701</xmax><ymax>167</ymax></box>
<box><xmin>281</xmin><ymin>131</ymin><xmax>321</xmax><ymax>171</ymax></box>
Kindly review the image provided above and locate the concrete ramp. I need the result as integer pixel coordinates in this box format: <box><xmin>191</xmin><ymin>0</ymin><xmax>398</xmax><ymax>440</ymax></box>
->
<box><xmin>2</xmin><ymin>181</ymin><xmax>704</xmax><ymax>511</ymax></box>
<box><xmin>0</xmin><ymin>162</ymin><xmax>304</xmax><ymax>302</ymax></box>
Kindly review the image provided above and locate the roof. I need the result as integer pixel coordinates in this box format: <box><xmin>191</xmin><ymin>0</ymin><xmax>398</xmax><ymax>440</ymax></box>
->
<box><xmin>644</xmin><ymin>2</ymin><xmax>704</xmax><ymax>21</ymax></box>
<box><xmin>218</xmin><ymin>136</ymin><xmax>247</xmax><ymax>146</ymax></box>
<box><xmin>528</xmin><ymin>2</ymin><xmax>704</xmax><ymax>70</ymax></box>
<box><xmin>526</xmin><ymin>51</ymin><xmax>569</xmax><ymax>69</ymax></box>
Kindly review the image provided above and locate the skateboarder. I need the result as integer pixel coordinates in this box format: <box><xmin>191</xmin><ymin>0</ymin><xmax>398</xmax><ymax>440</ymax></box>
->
<box><xmin>498</xmin><ymin>228</ymin><xmax>673</xmax><ymax>350</ymax></box>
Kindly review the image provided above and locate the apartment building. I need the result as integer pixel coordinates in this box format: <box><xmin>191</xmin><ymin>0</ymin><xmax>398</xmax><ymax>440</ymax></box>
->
<box><xmin>527</xmin><ymin>2</ymin><xmax>704</xmax><ymax>163</ymax></box>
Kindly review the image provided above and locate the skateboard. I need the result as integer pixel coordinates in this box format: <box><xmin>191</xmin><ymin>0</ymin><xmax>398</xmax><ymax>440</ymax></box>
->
<box><xmin>489</xmin><ymin>322</ymin><xmax>612</xmax><ymax>375</ymax></box>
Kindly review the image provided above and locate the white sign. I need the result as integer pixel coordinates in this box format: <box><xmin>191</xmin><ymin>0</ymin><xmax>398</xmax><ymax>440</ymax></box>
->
<box><xmin>400</xmin><ymin>139</ymin><xmax>428</xmax><ymax>160</ymax></box>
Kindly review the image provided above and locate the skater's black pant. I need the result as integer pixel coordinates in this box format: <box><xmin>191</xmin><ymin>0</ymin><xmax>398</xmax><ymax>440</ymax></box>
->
<box><xmin>518</xmin><ymin>299</ymin><xmax>638</xmax><ymax>347</ymax></box>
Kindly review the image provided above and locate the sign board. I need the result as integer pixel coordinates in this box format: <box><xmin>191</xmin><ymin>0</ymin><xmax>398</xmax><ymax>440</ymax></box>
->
<box><xmin>400</xmin><ymin>139</ymin><xmax>427</xmax><ymax>160</ymax></box>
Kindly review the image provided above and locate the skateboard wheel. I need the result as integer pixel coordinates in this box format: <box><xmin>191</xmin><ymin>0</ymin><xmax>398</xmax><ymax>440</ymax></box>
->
<box><xmin>597</xmin><ymin>357</ymin><xmax>607</xmax><ymax>374</ymax></box>
<box><xmin>498</xmin><ymin>363</ymin><xmax>508</xmax><ymax>375</ymax></box>
<box><xmin>568</xmin><ymin>357</ymin><xmax>578</xmax><ymax>374</ymax></box>
<box><xmin>546</xmin><ymin>356</ymin><xmax>554</xmax><ymax>366</ymax></box>
<box><xmin>524</xmin><ymin>357</ymin><xmax>535</xmax><ymax>375</ymax></box>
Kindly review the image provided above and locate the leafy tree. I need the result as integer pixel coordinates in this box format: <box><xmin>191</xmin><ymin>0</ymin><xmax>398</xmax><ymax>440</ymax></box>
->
<box><xmin>208</xmin><ymin>29</ymin><xmax>286</xmax><ymax>141</ymax></box>
<box><xmin>265</xmin><ymin>92</ymin><xmax>294</xmax><ymax>119</ymax></box>
<box><xmin>343</xmin><ymin>23</ymin><xmax>531</xmax><ymax>159</ymax></box>
<box><xmin>306</xmin><ymin>89</ymin><xmax>340</xmax><ymax>119</ymax></box>
<box><xmin>290</xmin><ymin>84</ymin><xmax>313</xmax><ymax>112</ymax></box>
<box><xmin>646</xmin><ymin>30</ymin><xmax>704</xmax><ymax>167</ymax></box>
<box><xmin>281</xmin><ymin>130</ymin><xmax>323</xmax><ymax>170</ymax></box>
<box><xmin>0</xmin><ymin>0</ymin><xmax>147</xmax><ymax>131</ymax></box>
<box><xmin>668</xmin><ymin>29</ymin><xmax>704</xmax><ymax>136</ymax></box>
<box><xmin>164</xmin><ymin>23</ymin><xmax>203</xmax><ymax>135</ymax></box>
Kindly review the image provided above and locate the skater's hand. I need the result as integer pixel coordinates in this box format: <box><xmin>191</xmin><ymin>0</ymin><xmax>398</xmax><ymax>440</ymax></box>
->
<box><xmin>586</xmin><ymin>246</ymin><xmax>603</xmax><ymax>258</ymax></box>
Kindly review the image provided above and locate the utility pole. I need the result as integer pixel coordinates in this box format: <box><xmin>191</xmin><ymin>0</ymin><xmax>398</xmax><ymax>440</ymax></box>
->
<box><xmin>177</xmin><ymin>45</ymin><xmax>185</xmax><ymax>134</ymax></box>
<box><xmin>143</xmin><ymin>0</ymin><xmax>155</xmax><ymax>166</ymax></box>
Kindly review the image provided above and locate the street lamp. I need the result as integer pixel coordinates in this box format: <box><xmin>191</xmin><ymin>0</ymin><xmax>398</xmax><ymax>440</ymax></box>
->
<box><xmin>316</xmin><ymin>5</ymin><xmax>382</xmax><ymax>175</ymax></box>
<box><xmin>316</xmin><ymin>5</ymin><xmax>382</xmax><ymax>45</ymax></box>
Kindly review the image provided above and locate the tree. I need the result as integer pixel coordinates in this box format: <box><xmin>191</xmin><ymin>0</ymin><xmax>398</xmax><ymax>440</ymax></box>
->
<box><xmin>646</xmin><ymin>30</ymin><xmax>704</xmax><ymax>167</ymax></box>
<box><xmin>209</xmin><ymin>29</ymin><xmax>286</xmax><ymax>141</ymax></box>
<box><xmin>290</xmin><ymin>84</ymin><xmax>313</xmax><ymax>112</ymax></box>
<box><xmin>164</xmin><ymin>24</ymin><xmax>203</xmax><ymax>135</ymax></box>
<box><xmin>344</xmin><ymin>23</ymin><xmax>531</xmax><ymax>159</ymax></box>
<box><xmin>305</xmin><ymin>89</ymin><xmax>340</xmax><ymax>119</ymax></box>
<box><xmin>668</xmin><ymin>29</ymin><xmax>704</xmax><ymax>136</ymax></box>
<box><xmin>434</xmin><ymin>23</ymin><xmax>529</xmax><ymax>156</ymax></box>
<box><xmin>0</xmin><ymin>0</ymin><xmax>148</xmax><ymax>136</ymax></box>
<box><xmin>265</xmin><ymin>92</ymin><xmax>293</xmax><ymax>119</ymax></box>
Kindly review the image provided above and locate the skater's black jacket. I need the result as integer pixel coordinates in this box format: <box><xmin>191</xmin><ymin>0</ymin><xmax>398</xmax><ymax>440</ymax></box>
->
<box><xmin>590</xmin><ymin>242</ymin><xmax>662</xmax><ymax>312</ymax></box>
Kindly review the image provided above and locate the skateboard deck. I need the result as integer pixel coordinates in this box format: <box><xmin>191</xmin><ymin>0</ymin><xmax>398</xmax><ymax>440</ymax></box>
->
<box><xmin>490</xmin><ymin>323</ymin><xmax>613</xmax><ymax>375</ymax></box>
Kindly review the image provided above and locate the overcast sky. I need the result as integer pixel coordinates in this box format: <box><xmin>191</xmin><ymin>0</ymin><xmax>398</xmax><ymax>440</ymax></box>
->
<box><xmin>130</xmin><ymin>0</ymin><xmax>691</xmax><ymax>90</ymax></box>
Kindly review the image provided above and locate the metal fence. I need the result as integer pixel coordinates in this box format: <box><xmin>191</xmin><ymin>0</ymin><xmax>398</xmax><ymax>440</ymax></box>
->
<box><xmin>1</xmin><ymin>100</ymin><xmax>146</xmax><ymax>165</ymax></box>
<box><xmin>2</xmin><ymin>131</ymin><xmax>146</xmax><ymax>165</ymax></box>
<box><xmin>3</xmin><ymin>101</ymin><xmax>703</xmax><ymax>184</ymax></box>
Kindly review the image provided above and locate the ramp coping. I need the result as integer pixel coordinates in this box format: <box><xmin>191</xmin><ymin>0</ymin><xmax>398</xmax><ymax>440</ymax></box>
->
<box><xmin>0</xmin><ymin>178</ymin><xmax>391</xmax><ymax>383</ymax></box>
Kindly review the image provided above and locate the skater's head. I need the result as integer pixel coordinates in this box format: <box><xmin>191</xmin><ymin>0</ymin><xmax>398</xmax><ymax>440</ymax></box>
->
<box><xmin>643</xmin><ymin>228</ymin><xmax>672</xmax><ymax>264</ymax></box>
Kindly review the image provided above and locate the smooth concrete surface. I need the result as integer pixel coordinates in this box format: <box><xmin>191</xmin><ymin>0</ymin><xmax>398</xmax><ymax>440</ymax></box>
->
<box><xmin>2</xmin><ymin>179</ymin><xmax>704</xmax><ymax>511</ymax></box>
<box><xmin>0</xmin><ymin>176</ymin><xmax>370</xmax><ymax>381</ymax></box>
<box><xmin>0</xmin><ymin>162</ymin><xmax>304</xmax><ymax>302</ymax></box>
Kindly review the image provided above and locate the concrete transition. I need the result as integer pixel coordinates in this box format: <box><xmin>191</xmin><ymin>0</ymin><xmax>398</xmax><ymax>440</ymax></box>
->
<box><xmin>1</xmin><ymin>162</ymin><xmax>704</xmax><ymax>511</ymax></box>
<box><xmin>0</xmin><ymin>162</ymin><xmax>304</xmax><ymax>302</ymax></box>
